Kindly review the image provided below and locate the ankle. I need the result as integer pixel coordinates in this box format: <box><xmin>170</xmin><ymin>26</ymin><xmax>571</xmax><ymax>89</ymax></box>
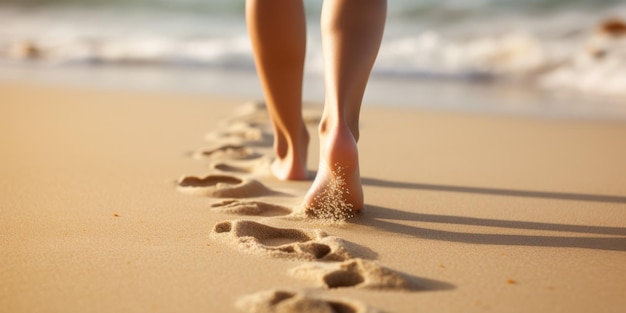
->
<box><xmin>318</xmin><ymin>116</ymin><xmax>359</xmax><ymax>143</ymax></box>
<box><xmin>271</xmin><ymin>124</ymin><xmax>309</xmax><ymax>181</ymax></box>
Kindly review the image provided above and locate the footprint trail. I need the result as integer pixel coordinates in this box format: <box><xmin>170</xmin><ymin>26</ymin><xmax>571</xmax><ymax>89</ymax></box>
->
<box><xmin>178</xmin><ymin>101</ymin><xmax>446</xmax><ymax>312</ymax></box>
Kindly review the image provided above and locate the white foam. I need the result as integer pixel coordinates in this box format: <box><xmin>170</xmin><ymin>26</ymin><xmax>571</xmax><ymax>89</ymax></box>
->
<box><xmin>2</xmin><ymin>4</ymin><xmax>626</xmax><ymax>98</ymax></box>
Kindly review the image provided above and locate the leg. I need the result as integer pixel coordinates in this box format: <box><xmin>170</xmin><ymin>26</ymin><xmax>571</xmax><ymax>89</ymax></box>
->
<box><xmin>246</xmin><ymin>0</ymin><xmax>309</xmax><ymax>180</ymax></box>
<box><xmin>304</xmin><ymin>0</ymin><xmax>386</xmax><ymax>215</ymax></box>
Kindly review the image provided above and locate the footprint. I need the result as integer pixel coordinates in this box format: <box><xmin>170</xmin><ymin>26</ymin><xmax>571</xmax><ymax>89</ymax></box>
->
<box><xmin>210</xmin><ymin>198</ymin><xmax>365</xmax><ymax>224</ymax></box>
<box><xmin>225</xmin><ymin>101</ymin><xmax>270</xmax><ymax>126</ymax></box>
<box><xmin>211</xmin><ymin>200</ymin><xmax>292</xmax><ymax>217</ymax></box>
<box><xmin>206</xmin><ymin>122</ymin><xmax>273</xmax><ymax>147</ymax></box>
<box><xmin>212</xmin><ymin>162</ymin><xmax>254</xmax><ymax>174</ymax></box>
<box><xmin>289</xmin><ymin>258</ymin><xmax>420</xmax><ymax>291</ymax></box>
<box><xmin>236</xmin><ymin>289</ymin><xmax>381</xmax><ymax>313</ymax></box>
<box><xmin>194</xmin><ymin>144</ymin><xmax>262</xmax><ymax>160</ymax></box>
<box><xmin>177</xmin><ymin>175</ymin><xmax>270</xmax><ymax>198</ymax></box>
<box><xmin>210</xmin><ymin>157</ymin><xmax>272</xmax><ymax>176</ymax></box>
<box><xmin>233</xmin><ymin>101</ymin><xmax>268</xmax><ymax>117</ymax></box>
<box><xmin>227</xmin><ymin>101</ymin><xmax>321</xmax><ymax>127</ymax></box>
<box><xmin>210</xmin><ymin>220</ymin><xmax>354</xmax><ymax>261</ymax></box>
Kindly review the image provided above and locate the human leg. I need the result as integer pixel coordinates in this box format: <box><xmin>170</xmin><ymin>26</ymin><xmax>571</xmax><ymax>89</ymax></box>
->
<box><xmin>304</xmin><ymin>0</ymin><xmax>386</xmax><ymax>215</ymax></box>
<box><xmin>246</xmin><ymin>0</ymin><xmax>309</xmax><ymax>180</ymax></box>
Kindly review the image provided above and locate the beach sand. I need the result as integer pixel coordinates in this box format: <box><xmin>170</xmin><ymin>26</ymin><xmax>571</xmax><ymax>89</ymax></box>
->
<box><xmin>1</xmin><ymin>80</ymin><xmax>625</xmax><ymax>313</ymax></box>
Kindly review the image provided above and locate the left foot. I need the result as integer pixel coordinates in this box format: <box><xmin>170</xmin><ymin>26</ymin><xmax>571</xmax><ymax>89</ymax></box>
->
<box><xmin>271</xmin><ymin>126</ymin><xmax>310</xmax><ymax>181</ymax></box>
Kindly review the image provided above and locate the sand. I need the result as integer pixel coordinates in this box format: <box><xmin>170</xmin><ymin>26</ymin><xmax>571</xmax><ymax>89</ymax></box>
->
<box><xmin>1</xmin><ymin>80</ymin><xmax>626</xmax><ymax>313</ymax></box>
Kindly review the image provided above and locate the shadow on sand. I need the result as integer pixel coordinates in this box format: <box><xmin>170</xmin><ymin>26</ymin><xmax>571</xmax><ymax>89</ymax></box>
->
<box><xmin>362</xmin><ymin>177</ymin><xmax>626</xmax><ymax>204</ymax></box>
<box><xmin>359</xmin><ymin>177</ymin><xmax>626</xmax><ymax>252</ymax></box>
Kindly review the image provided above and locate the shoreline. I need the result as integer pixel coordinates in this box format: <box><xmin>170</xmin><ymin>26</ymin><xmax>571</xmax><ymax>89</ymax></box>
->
<box><xmin>2</xmin><ymin>63</ymin><xmax>626</xmax><ymax>121</ymax></box>
<box><xmin>2</xmin><ymin>80</ymin><xmax>626</xmax><ymax>313</ymax></box>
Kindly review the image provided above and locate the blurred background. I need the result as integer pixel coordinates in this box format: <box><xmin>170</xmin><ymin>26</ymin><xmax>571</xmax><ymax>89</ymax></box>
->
<box><xmin>1</xmin><ymin>0</ymin><xmax>626</xmax><ymax>118</ymax></box>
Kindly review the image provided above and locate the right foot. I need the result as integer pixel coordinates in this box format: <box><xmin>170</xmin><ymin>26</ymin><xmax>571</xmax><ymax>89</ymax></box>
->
<box><xmin>303</xmin><ymin>122</ymin><xmax>363</xmax><ymax>219</ymax></box>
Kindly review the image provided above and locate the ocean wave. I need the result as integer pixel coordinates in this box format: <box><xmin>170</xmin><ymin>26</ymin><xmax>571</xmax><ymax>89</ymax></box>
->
<box><xmin>1</xmin><ymin>3</ymin><xmax>626</xmax><ymax>97</ymax></box>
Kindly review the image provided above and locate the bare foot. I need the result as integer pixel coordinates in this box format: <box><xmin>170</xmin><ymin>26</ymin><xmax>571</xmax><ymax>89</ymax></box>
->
<box><xmin>304</xmin><ymin>123</ymin><xmax>363</xmax><ymax>220</ymax></box>
<box><xmin>271</xmin><ymin>126</ymin><xmax>310</xmax><ymax>181</ymax></box>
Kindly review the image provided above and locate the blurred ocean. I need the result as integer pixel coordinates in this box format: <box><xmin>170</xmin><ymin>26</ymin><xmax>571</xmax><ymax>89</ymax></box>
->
<box><xmin>1</xmin><ymin>0</ymin><xmax>626</xmax><ymax>117</ymax></box>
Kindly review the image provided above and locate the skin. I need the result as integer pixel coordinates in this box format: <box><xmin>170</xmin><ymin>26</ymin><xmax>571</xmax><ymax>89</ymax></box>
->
<box><xmin>246</xmin><ymin>0</ymin><xmax>387</xmax><ymax>213</ymax></box>
<box><xmin>246</xmin><ymin>0</ymin><xmax>309</xmax><ymax>181</ymax></box>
